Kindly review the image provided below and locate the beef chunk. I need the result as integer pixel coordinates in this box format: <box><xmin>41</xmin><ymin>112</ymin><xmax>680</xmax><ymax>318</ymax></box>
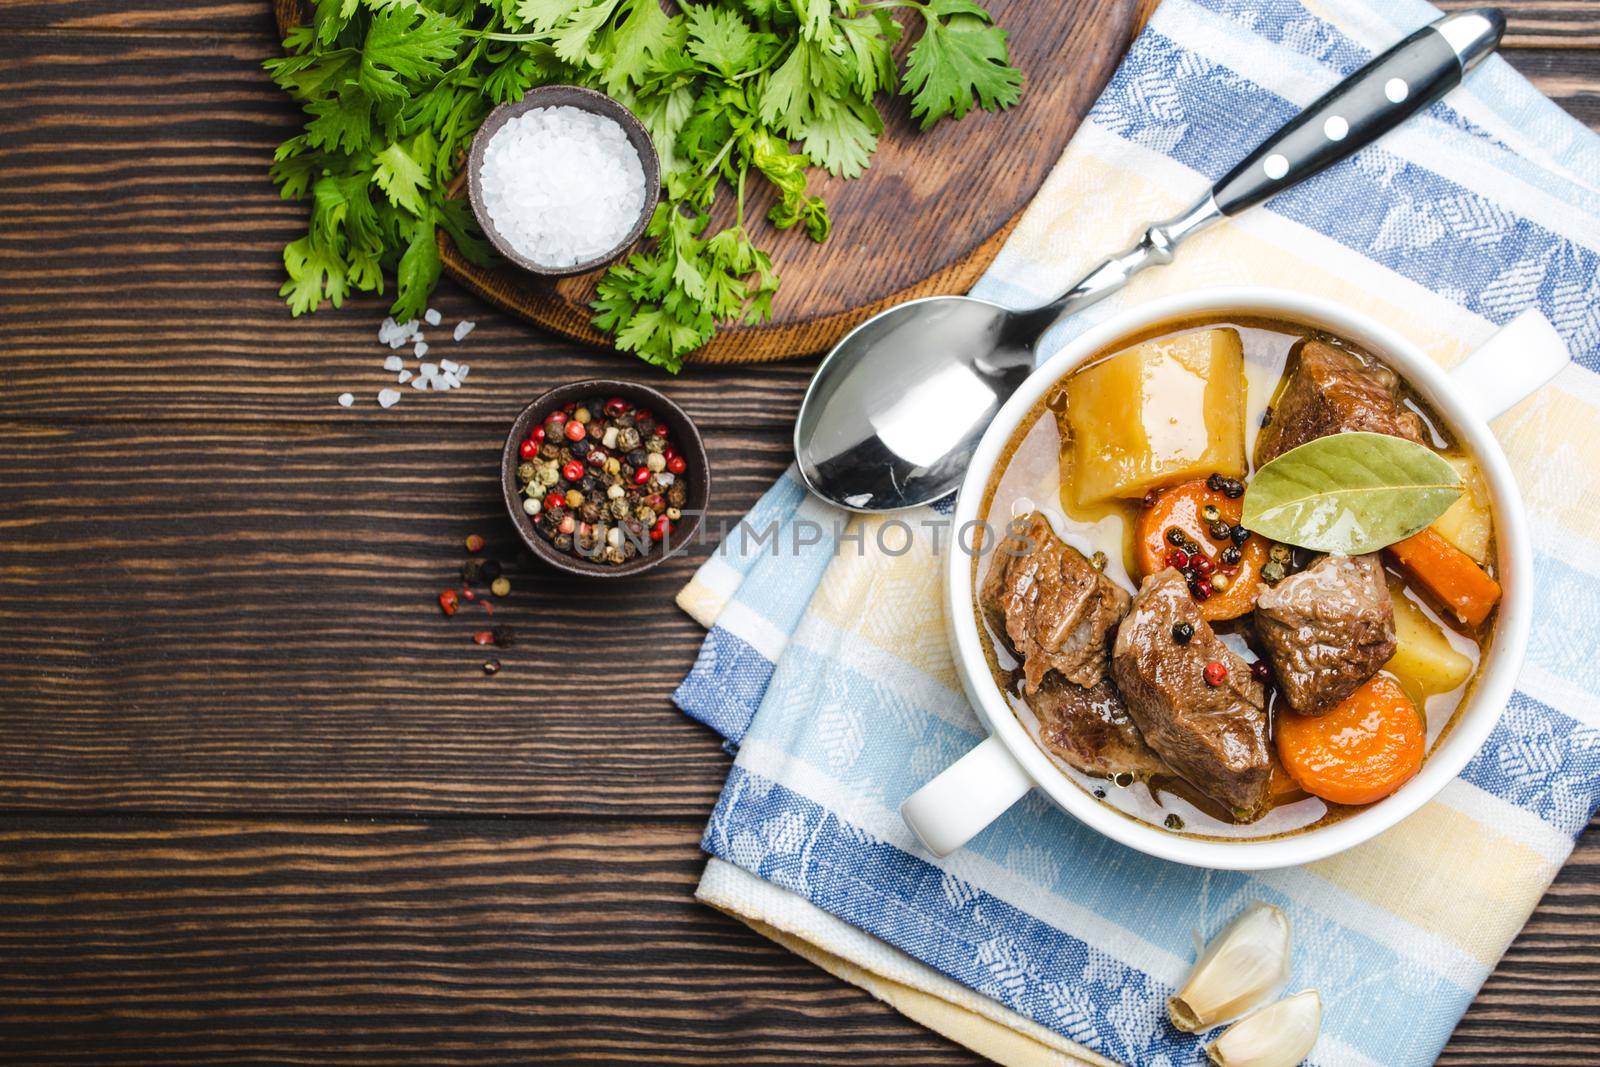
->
<box><xmin>1030</xmin><ymin>675</ymin><xmax>1168</xmax><ymax>780</ymax></box>
<box><xmin>981</xmin><ymin>512</ymin><xmax>1130</xmax><ymax>693</ymax></box>
<box><xmin>1112</xmin><ymin>569</ymin><xmax>1271</xmax><ymax>817</ymax></box>
<box><xmin>1256</xmin><ymin>340</ymin><xmax>1427</xmax><ymax>464</ymax></box>
<box><xmin>1255</xmin><ymin>553</ymin><xmax>1395</xmax><ymax>716</ymax></box>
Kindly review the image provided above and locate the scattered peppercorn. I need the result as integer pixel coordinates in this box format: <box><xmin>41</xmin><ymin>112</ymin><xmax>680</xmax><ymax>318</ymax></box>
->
<box><xmin>1203</xmin><ymin>660</ymin><xmax>1227</xmax><ymax>686</ymax></box>
<box><xmin>482</xmin><ymin>659</ymin><xmax>501</xmax><ymax>676</ymax></box>
<box><xmin>1208</xmin><ymin>520</ymin><xmax>1232</xmax><ymax>541</ymax></box>
<box><xmin>1269</xmin><ymin>543</ymin><xmax>1292</xmax><ymax>564</ymax></box>
<box><xmin>1206</xmin><ymin>473</ymin><xmax>1246</xmax><ymax>498</ymax></box>
<box><xmin>490</xmin><ymin>576</ymin><xmax>511</xmax><ymax>597</ymax></box>
<box><xmin>491</xmin><ymin>625</ymin><xmax>515</xmax><ymax>648</ymax></box>
<box><xmin>1165</xmin><ymin>526</ymin><xmax>1187</xmax><ymax>547</ymax></box>
<box><xmin>1219</xmin><ymin>545</ymin><xmax>1241</xmax><ymax>566</ymax></box>
<box><xmin>465</xmin><ymin>533</ymin><xmax>485</xmax><ymax>553</ymax></box>
<box><xmin>462</xmin><ymin>558</ymin><xmax>486</xmax><ymax>584</ymax></box>
<box><xmin>1230</xmin><ymin>526</ymin><xmax>1251</xmax><ymax>546</ymax></box>
<box><xmin>438</xmin><ymin>589</ymin><xmax>459</xmax><ymax>616</ymax></box>
<box><xmin>1261</xmin><ymin>560</ymin><xmax>1287</xmax><ymax>585</ymax></box>
<box><xmin>1209</xmin><ymin>572</ymin><xmax>1231</xmax><ymax>593</ymax></box>
<box><xmin>1171</xmin><ymin>622</ymin><xmax>1194</xmax><ymax>645</ymax></box>
<box><xmin>1164</xmin><ymin>813</ymin><xmax>1185</xmax><ymax>830</ymax></box>
<box><xmin>473</xmin><ymin>630</ymin><xmax>495</xmax><ymax>645</ymax></box>
<box><xmin>1250</xmin><ymin>660</ymin><xmax>1271</xmax><ymax>682</ymax></box>
<box><xmin>1201</xmin><ymin>504</ymin><xmax>1221</xmax><ymax>523</ymax></box>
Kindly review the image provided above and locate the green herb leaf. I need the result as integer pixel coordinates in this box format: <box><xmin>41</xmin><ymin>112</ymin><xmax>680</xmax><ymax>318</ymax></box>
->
<box><xmin>903</xmin><ymin>0</ymin><xmax>1022</xmax><ymax>129</ymax></box>
<box><xmin>1241</xmin><ymin>432</ymin><xmax>1463</xmax><ymax>555</ymax></box>
<box><xmin>266</xmin><ymin>0</ymin><xmax>1021</xmax><ymax>370</ymax></box>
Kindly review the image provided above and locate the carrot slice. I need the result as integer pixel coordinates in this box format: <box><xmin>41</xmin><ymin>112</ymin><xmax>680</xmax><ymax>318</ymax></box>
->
<box><xmin>1387</xmin><ymin>527</ymin><xmax>1501</xmax><ymax>628</ymax></box>
<box><xmin>1275</xmin><ymin>676</ymin><xmax>1425</xmax><ymax>807</ymax></box>
<box><xmin>1135</xmin><ymin>479</ymin><xmax>1270</xmax><ymax>621</ymax></box>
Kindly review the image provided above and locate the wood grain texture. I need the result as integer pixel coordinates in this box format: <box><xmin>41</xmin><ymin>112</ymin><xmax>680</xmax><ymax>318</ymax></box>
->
<box><xmin>0</xmin><ymin>1</ymin><xmax>1597</xmax><ymax>1063</ymax></box>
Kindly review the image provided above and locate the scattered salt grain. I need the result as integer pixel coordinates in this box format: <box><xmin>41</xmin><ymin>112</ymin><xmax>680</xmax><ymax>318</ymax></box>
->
<box><xmin>454</xmin><ymin>320</ymin><xmax>475</xmax><ymax>342</ymax></box>
<box><xmin>424</xmin><ymin>308</ymin><xmax>442</xmax><ymax>326</ymax></box>
<box><xmin>397</xmin><ymin>369</ymin><xmax>414</xmax><ymax>384</ymax></box>
<box><xmin>378</xmin><ymin>388</ymin><xmax>401</xmax><ymax>409</ymax></box>
<box><xmin>383</xmin><ymin>354</ymin><xmax>404</xmax><ymax>372</ymax></box>
<box><xmin>477</xmin><ymin>106</ymin><xmax>646</xmax><ymax>269</ymax></box>
<box><xmin>441</xmin><ymin>372</ymin><xmax>461</xmax><ymax>389</ymax></box>
<box><xmin>414</xmin><ymin>341</ymin><xmax>429</xmax><ymax>359</ymax></box>
<box><xmin>338</xmin><ymin>392</ymin><xmax>354</xmax><ymax>407</ymax></box>
<box><xmin>412</xmin><ymin>376</ymin><xmax>431</xmax><ymax>391</ymax></box>
<box><xmin>419</xmin><ymin>362</ymin><xmax>438</xmax><ymax>378</ymax></box>
<box><xmin>456</xmin><ymin>364</ymin><xmax>470</xmax><ymax>379</ymax></box>
<box><xmin>439</xmin><ymin>358</ymin><xmax>459</xmax><ymax>374</ymax></box>
<box><xmin>658</xmin><ymin>472</ymin><xmax>676</xmax><ymax>486</ymax></box>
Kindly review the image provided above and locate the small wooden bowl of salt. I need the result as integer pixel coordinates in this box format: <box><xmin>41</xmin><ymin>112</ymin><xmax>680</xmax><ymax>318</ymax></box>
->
<box><xmin>467</xmin><ymin>86</ymin><xmax>660</xmax><ymax>277</ymax></box>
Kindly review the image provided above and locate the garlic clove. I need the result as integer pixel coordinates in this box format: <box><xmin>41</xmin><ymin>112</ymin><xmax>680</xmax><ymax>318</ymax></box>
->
<box><xmin>1206</xmin><ymin>990</ymin><xmax>1321</xmax><ymax>1067</ymax></box>
<box><xmin>1169</xmin><ymin>902</ymin><xmax>1291</xmax><ymax>1032</ymax></box>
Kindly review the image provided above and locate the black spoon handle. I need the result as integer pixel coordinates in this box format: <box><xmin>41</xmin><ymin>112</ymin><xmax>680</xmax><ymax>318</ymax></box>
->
<box><xmin>1212</xmin><ymin>9</ymin><xmax>1505</xmax><ymax>216</ymax></box>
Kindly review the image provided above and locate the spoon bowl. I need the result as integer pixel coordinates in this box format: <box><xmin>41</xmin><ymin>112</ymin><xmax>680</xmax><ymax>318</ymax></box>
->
<box><xmin>794</xmin><ymin>296</ymin><xmax>1040</xmax><ymax>512</ymax></box>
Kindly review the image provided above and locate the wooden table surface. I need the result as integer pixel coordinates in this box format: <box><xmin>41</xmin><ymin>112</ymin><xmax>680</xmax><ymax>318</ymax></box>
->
<box><xmin>1</xmin><ymin>2</ymin><xmax>1595</xmax><ymax>1063</ymax></box>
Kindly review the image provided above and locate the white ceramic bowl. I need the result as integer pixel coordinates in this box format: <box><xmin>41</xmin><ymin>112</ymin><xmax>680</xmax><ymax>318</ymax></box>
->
<box><xmin>902</xmin><ymin>287</ymin><xmax>1569</xmax><ymax>870</ymax></box>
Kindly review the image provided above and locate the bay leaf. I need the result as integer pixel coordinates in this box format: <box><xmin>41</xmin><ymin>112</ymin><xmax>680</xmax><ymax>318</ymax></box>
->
<box><xmin>1241</xmin><ymin>432</ymin><xmax>1462</xmax><ymax>554</ymax></box>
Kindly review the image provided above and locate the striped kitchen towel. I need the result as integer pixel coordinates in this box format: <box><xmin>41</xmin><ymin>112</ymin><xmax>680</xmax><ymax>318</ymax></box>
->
<box><xmin>674</xmin><ymin>0</ymin><xmax>1600</xmax><ymax>1063</ymax></box>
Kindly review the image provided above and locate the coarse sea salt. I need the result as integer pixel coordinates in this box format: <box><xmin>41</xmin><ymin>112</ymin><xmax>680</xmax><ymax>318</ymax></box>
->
<box><xmin>454</xmin><ymin>320</ymin><xmax>475</xmax><ymax>341</ymax></box>
<box><xmin>424</xmin><ymin>308</ymin><xmax>442</xmax><ymax>326</ymax></box>
<box><xmin>378</xmin><ymin>388</ymin><xmax>401</xmax><ymax>409</ymax></box>
<box><xmin>478</xmin><ymin>106</ymin><xmax>646</xmax><ymax>269</ymax></box>
<box><xmin>338</xmin><ymin>392</ymin><xmax>354</xmax><ymax>408</ymax></box>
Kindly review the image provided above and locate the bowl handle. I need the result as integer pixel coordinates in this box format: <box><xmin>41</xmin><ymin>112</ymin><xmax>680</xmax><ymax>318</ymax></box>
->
<box><xmin>900</xmin><ymin>735</ymin><xmax>1035</xmax><ymax>857</ymax></box>
<box><xmin>1448</xmin><ymin>309</ymin><xmax>1570</xmax><ymax>423</ymax></box>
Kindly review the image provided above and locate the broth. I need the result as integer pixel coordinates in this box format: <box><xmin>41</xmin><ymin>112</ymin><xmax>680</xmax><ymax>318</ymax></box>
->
<box><xmin>974</xmin><ymin>317</ymin><xmax>1493</xmax><ymax>841</ymax></box>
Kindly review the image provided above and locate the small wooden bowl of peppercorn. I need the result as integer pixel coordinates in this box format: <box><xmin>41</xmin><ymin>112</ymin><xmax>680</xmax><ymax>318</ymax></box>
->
<box><xmin>503</xmin><ymin>380</ymin><xmax>709</xmax><ymax>578</ymax></box>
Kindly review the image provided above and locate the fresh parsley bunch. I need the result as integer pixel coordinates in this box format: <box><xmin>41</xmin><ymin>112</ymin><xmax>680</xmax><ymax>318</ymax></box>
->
<box><xmin>268</xmin><ymin>0</ymin><xmax>1022</xmax><ymax>371</ymax></box>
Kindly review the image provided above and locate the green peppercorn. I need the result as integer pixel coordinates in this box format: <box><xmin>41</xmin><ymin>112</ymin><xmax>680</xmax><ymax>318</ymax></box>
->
<box><xmin>1269</xmin><ymin>543</ymin><xmax>1292</xmax><ymax>564</ymax></box>
<box><xmin>518</xmin><ymin>462</ymin><xmax>536</xmax><ymax>484</ymax></box>
<box><xmin>490</xmin><ymin>576</ymin><xmax>511</xmax><ymax>597</ymax></box>
<box><xmin>1201</xmin><ymin>504</ymin><xmax>1221</xmax><ymax>523</ymax></box>
<box><xmin>1262</xmin><ymin>560</ymin><xmax>1286</xmax><ymax>585</ymax></box>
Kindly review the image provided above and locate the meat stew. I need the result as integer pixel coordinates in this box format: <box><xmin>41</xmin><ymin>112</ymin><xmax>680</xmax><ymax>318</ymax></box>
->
<box><xmin>974</xmin><ymin>317</ymin><xmax>1497</xmax><ymax>840</ymax></box>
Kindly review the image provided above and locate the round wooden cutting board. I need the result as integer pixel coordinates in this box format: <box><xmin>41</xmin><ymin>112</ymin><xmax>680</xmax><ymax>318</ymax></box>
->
<box><xmin>274</xmin><ymin>0</ymin><xmax>1153</xmax><ymax>364</ymax></box>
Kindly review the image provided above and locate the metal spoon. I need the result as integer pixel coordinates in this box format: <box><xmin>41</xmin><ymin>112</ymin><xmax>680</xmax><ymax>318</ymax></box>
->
<box><xmin>794</xmin><ymin>9</ymin><xmax>1505</xmax><ymax>512</ymax></box>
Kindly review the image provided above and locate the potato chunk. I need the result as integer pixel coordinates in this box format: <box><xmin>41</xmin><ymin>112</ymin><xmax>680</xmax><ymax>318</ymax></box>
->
<box><xmin>1430</xmin><ymin>454</ymin><xmax>1492</xmax><ymax>565</ymax></box>
<box><xmin>1385</xmin><ymin>585</ymin><xmax>1474</xmax><ymax>706</ymax></box>
<box><xmin>1066</xmin><ymin>328</ymin><xmax>1247</xmax><ymax>506</ymax></box>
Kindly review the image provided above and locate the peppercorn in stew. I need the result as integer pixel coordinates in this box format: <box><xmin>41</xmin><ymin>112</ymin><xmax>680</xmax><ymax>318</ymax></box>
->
<box><xmin>974</xmin><ymin>317</ymin><xmax>1500</xmax><ymax>840</ymax></box>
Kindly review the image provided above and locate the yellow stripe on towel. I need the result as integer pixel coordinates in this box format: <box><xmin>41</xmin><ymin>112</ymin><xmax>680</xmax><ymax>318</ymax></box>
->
<box><xmin>1308</xmin><ymin>801</ymin><xmax>1561</xmax><ymax>967</ymax></box>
